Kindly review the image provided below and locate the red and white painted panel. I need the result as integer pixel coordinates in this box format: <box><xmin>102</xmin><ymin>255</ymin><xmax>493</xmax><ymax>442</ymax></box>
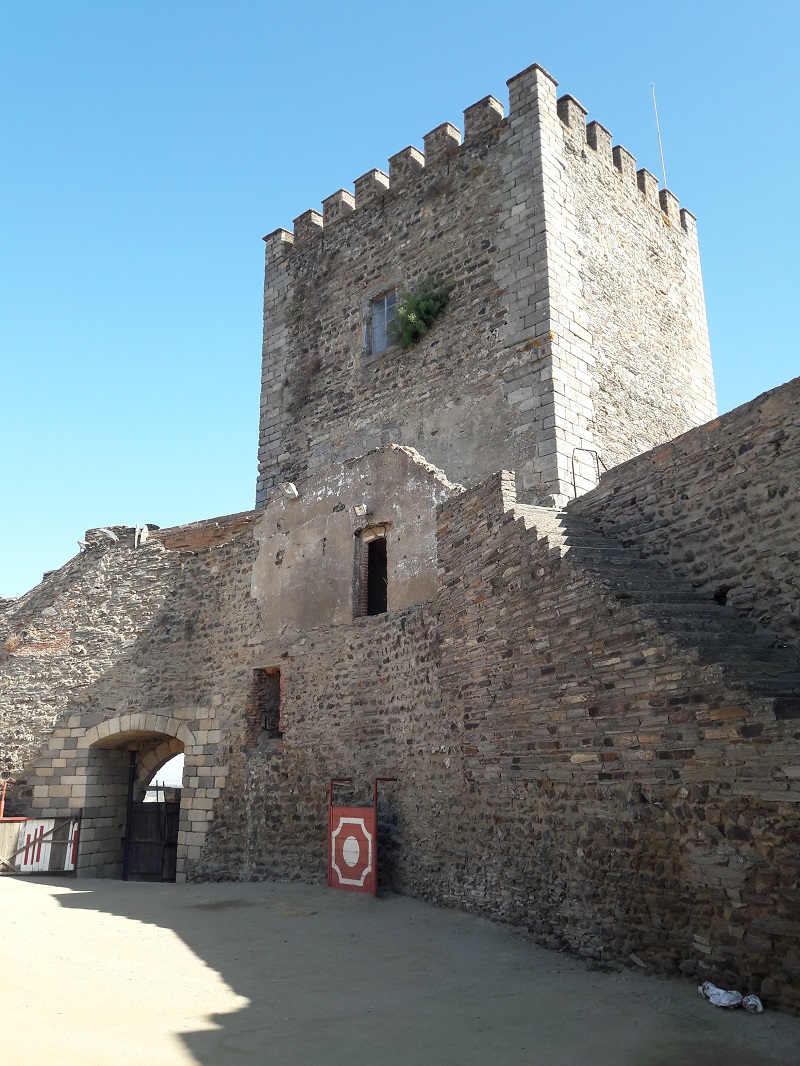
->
<box><xmin>15</xmin><ymin>818</ymin><xmax>79</xmax><ymax>873</ymax></box>
<box><xmin>63</xmin><ymin>820</ymin><xmax>79</xmax><ymax>871</ymax></box>
<box><xmin>17</xmin><ymin>820</ymin><xmax>54</xmax><ymax>872</ymax></box>
<box><xmin>328</xmin><ymin>806</ymin><xmax>377</xmax><ymax>895</ymax></box>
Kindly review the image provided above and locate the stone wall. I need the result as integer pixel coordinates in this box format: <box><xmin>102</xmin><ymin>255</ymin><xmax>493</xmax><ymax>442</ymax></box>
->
<box><xmin>194</xmin><ymin>461</ymin><xmax>800</xmax><ymax>1008</ymax></box>
<box><xmin>256</xmin><ymin>62</ymin><xmax>715</xmax><ymax>508</ymax></box>
<box><xmin>434</xmin><ymin>472</ymin><xmax>800</xmax><ymax>1008</ymax></box>
<box><xmin>2</xmin><ymin>451</ymin><xmax>458</xmax><ymax>881</ymax></box>
<box><xmin>195</xmin><ymin>604</ymin><xmax>456</xmax><ymax>888</ymax></box>
<box><xmin>571</xmin><ymin>376</ymin><xmax>800</xmax><ymax>650</ymax></box>
<box><xmin>5</xmin><ymin>440</ymin><xmax>798</xmax><ymax>1004</ymax></box>
<box><xmin>196</xmin><ymin>447</ymin><xmax>463</xmax><ymax>883</ymax></box>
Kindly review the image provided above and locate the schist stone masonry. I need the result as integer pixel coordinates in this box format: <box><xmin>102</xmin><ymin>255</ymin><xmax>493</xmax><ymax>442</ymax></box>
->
<box><xmin>2</xmin><ymin>63</ymin><xmax>798</xmax><ymax>1008</ymax></box>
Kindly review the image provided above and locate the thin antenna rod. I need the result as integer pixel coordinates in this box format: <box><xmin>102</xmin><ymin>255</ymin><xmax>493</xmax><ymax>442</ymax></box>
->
<box><xmin>652</xmin><ymin>83</ymin><xmax>668</xmax><ymax>189</ymax></box>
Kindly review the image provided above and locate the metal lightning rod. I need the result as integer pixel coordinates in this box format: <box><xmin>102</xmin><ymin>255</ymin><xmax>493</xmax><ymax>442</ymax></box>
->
<box><xmin>652</xmin><ymin>83</ymin><xmax>668</xmax><ymax>189</ymax></box>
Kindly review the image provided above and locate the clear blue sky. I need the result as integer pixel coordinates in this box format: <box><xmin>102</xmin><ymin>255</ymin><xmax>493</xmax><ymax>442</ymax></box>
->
<box><xmin>1</xmin><ymin>1</ymin><xmax>797</xmax><ymax>598</ymax></box>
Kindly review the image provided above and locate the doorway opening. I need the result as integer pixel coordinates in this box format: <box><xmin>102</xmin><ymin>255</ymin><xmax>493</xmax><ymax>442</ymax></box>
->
<box><xmin>83</xmin><ymin>730</ymin><xmax>184</xmax><ymax>882</ymax></box>
<box><xmin>355</xmin><ymin>525</ymin><xmax>389</xmax><ymax>617</ymax></box>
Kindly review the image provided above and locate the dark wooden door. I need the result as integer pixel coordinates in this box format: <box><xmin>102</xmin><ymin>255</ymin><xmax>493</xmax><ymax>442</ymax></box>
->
<box><xmin>124</xmin><ymin>800</ymin><xmax>180</xmax><ymax>882</ymax></box>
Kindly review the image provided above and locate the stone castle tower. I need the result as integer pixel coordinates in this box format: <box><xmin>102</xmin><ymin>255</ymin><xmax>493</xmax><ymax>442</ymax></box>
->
<box><xmin>256</xmin><ymin>63</ymin><xmax>716</xmax><ymax>508</ymax></box>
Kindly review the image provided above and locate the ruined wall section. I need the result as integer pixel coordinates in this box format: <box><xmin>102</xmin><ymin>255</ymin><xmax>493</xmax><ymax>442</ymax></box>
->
<box><xmin>252</xmin><ymin>447</ymin><xmax>459</xmax><ymax>635</ymax></box>
<box><xmin>56</xmin><ymin>517</ymin><xmax>262</xmax><ymax>876</ymax></box>
<box><xmin>555</xmin><ymin>97</ymin><xmax>717</xmax><ymax>470</ymax></box>
<box><xmin>0</xmin><ymin>528</ymin><xmax>179</xmax><ymax>812</ymax></box>
<box><xmin>2</xmin><ymin>512</ymin><xmax>264</xmax><ymax>878</ymax></box>
<box><xmin>571</xmin><ymin>376</ymin><xmax>800</xmax><ymax>649</ymax></box>
<box><xmin>64</xmin><ymin>519</ymin><xmax>262</xmax><ymax>732</ymax></box>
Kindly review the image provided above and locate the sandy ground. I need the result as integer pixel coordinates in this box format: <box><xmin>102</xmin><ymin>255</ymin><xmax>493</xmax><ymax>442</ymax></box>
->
<box><xmin>1</xmin><ymin>877</ymin><xmax>798</xmax><ymax>1066</ymax></box>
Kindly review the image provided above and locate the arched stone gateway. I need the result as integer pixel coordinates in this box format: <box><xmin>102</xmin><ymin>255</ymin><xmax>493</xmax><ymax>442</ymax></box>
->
<box><xmin>26</xmin><ymin>713</ymin><xmax>224</xmax><ymax>881</ymax></box>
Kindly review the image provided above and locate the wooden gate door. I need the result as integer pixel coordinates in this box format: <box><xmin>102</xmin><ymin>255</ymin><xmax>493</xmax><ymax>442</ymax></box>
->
<box><xmin>123</xmin><ymin>799</ymin><xmax>180</xmax><ymax>882</ymax></box>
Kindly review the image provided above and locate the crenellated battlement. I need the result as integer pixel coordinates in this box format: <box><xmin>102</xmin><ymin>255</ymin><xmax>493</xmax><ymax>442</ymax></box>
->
<box><xmin>557</xmin><ymin>89</ymin><xmax>692</xmax><ymax>232</ymax></box>
<box><xmin>388</xmin><ymin>144</ymin><xmax>425</xmax><ymax>186</ymax></box>
<box><xmin>353</xmin><ymin>168</ymin><xmax>389</xmax><ymax>209</ymax></box>
<box><xmin>264</xmin><ymin>62</ymin><xmax>697</xmax><ymax>259</ymax></box>
<box><xmin>263</xmin><ymin>227</ymin><xmax>293</xmax><ymax>259</ymax></box>
<box><xmin>463</xmin><ymin>95</ymin><xmax>504</xmax><ymax>138</ymax></box>
<box><xmin>423</xmin><ymin>121</ymin><xmax>462</xmax><ymax>165</ymax></box>
<box><xmin>292</xmin><ymin>208</ymin><xmax>322</xmax><ymax>245</ymax></box>
<box><xmin>321</xmin><ymin>189</ymin><xmax>354</xmax><ymax>226</ymax></box>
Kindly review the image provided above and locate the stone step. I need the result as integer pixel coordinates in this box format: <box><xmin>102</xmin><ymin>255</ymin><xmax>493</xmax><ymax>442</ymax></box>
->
<box><xmin>721</xmin><ymin>653</ymin><xmax>800</xmax><ymax>673</ymax></box>
<box><xmin>652</xmin><ymin>613</ymin><xmax>751</xmax><ymax>633</ymax></box>
<box><xmin>611</xmin><ymin>589</ymin><xmax>722</xmax><ymax>605</ymax></box>
<box><xmin>606</xmin><ymin>577</ymin><xmax>704</xmax><ymax>592</ymax></box>
<box><xmin>674</xmin><ymin>638</ymin><xmax>800</xmax><ymax>677</ymax></box>
<box><xmin>773</xmin><ymin>696</ymin><xmax>800</xmax><ymax>719</ymax></box>
<box><xmin>638</xmin><ymin>601</ymin><xmax>735</xmax><ymax>619</ymax></box>
<box><xmin>569</xmin><ymin>548</ymin><xmax>649</xmax><ymax>563</ymax></box>
<box><xmin>563</xmin><ymin>537</ymin><xmax>629</xmax><ymax>550</ymax></box>
<box><xmin>632</xmin><ymin>608</ymin><xmax>798</xmax><ymax>662</ymax></box>
<box><xmin>690</xmin><ymin>633</ymin><xmax>796</xmax><ymax>653</ymax></box>
<box><xmin>579</xmin><ymin>564</ymin><xmax>673</xmax><ymax>581</ymax></box>
<box><xmin>726</xmin><ymin>677</ymin><xmax>799</xmax><ymax>697</ymax></box>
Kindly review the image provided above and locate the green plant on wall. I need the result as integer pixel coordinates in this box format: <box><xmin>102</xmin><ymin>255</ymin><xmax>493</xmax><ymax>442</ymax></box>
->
<box><xmin>285</xmin><ymin>295</ymin><xmax>303</xmax><ymax>322</ymax></box>
<box><xmin>391</xmin><ymin>276</ymin><xmax>450</xmax><ymax>348</ymax></box>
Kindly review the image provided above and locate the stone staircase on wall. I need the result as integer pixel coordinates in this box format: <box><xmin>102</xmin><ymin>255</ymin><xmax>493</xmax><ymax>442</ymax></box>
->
<box><xmin>511</xmin><ymin>504</ymin><xmax>800</xmax><ymax>719</ymax></box>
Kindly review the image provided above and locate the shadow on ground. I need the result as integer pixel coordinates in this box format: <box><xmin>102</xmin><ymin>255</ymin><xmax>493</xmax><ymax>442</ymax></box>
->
<box><xmin>8</xmin><ymin>876</ymin><xmax>799</xmax><ymax>1066</ymax></box>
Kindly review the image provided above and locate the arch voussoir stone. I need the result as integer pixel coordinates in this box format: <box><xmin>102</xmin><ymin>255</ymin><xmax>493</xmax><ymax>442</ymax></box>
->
<box><xmin>135</xmin><ymin>737</ymin><xmax>185</xmax><ymax>792</ymax></box>
<box><xmin>78</xmin><ymin>712</ymin><xmax>198</xmax><ymax>749</ymax></box>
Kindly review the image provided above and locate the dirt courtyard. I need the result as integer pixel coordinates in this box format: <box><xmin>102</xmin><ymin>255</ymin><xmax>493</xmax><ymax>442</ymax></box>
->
<box><xmin>1</xmin><ymin>876</ymin><xmax>797</xmax><ymax>1065</ymax></box>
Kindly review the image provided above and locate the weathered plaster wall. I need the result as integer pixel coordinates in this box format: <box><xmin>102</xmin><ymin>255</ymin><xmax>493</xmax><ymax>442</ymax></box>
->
<box><xmin>571</xmin><ymin>376</ymin><xmax>800</xmax><ymax>650</ymax></box>
<box><xmin>252</xmin><ymin>446</ymin><xmax>459</xmax><ymax>634</ymax></box>
<box><xmin>257</xmin><ymin>63</ymin><xmax>715</xmax><ymax>507</ymax></box>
